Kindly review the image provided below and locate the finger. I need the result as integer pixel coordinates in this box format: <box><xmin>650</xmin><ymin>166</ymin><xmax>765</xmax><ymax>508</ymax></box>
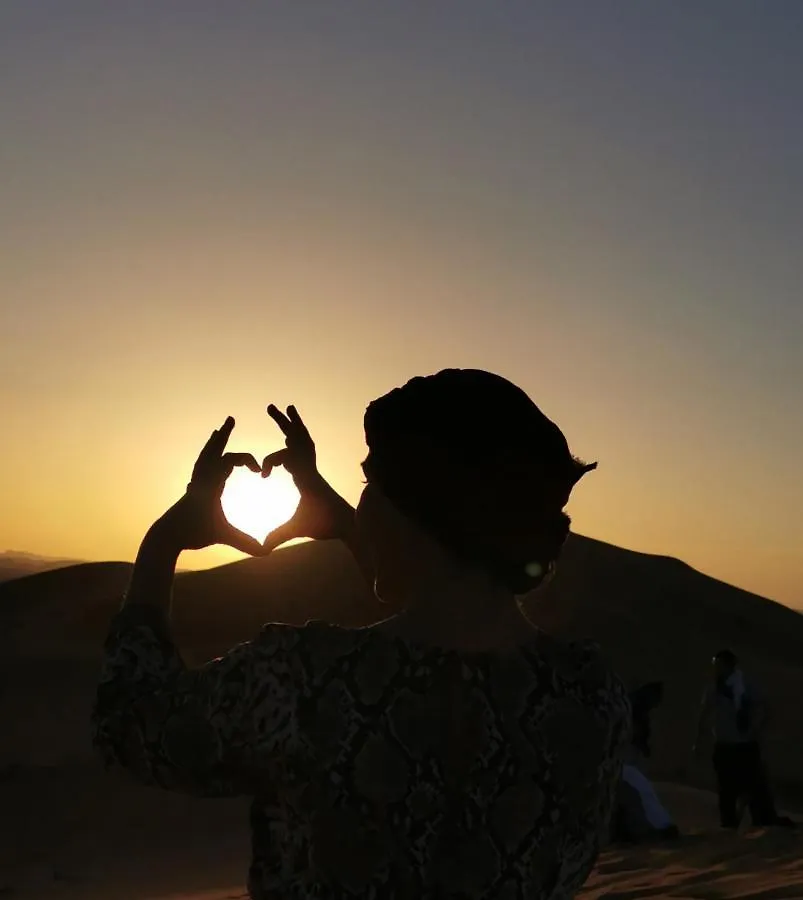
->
<box><xmin>222</xmin><ymin>452</ymin><xmax>261</xmax><ymax>474</ymax></box>
<box><xmin>222</xmin><ymin>523</ymin><xmax>265</xmax><ymax>556</ymax></box>
<box><xmin>212</xmin><ymin>416</ymin><xmax>236</xmax><ymax>455</ymax></box>
<box><xmin>261</xmin><ymin>448</ymin><xmax>289</xmax><ymax>477</ymax></box>
<box><xmin>195</xmin><ymin>427</ymin><xmax>220</xmax><ymax>468</ymax></box>
<box><xmin>209</xmin><ymin>452</ymin><xmax>259</xmax><ymax>499</ymax></box>
<box><xmin>286</xmin><ymin>405</ymin><xmax>312</xmax><ymax>441</ymax></box>
<box><xmin>262</xmin><ymin>518</ymin><xmax>301</xmax><ymax>554</ymax></box>
<box><xmin>201</xmin><ymin>416</ymin><xmax>235</xmax><ymax>466</ymax></box>
<box><xmin>267</xmin><ymin>404</ymin><xmax>293</xmax><ymax>437</ymax></box>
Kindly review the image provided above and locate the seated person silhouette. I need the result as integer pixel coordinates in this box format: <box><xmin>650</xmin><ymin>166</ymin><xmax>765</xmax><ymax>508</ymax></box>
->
<box><xmin>613</xmin><ymin>681</ymin><xmax>679</xmax><ymax>842</ymax></box>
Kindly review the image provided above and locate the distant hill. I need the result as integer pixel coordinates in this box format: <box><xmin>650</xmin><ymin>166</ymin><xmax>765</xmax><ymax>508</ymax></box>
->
<box><xmin>1</xmin><ymin>533</ymin><xmax>802</xmax><ymax>804</ymax></box>
<box><xmin>0</xmin><ymin>551</ymin><xmax>85</xmax><ymax>584</ymax></box>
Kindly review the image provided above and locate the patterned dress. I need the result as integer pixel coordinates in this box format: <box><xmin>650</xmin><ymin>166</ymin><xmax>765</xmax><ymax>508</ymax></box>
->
<box><xmin>92</xmin><ymin>603</ymin><xmax>630</xmax><ymax>899</ymax></box>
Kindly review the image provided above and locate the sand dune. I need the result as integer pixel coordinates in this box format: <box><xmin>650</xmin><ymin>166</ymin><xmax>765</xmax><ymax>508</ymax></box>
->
<box><xmin>0</xmin><ymin>551</ymin><xmax>85</xmax><ymax>585</ymax></box>
<box><xmin>1</xmin><ymin>534</ymin><xmax>802</xmax><ymax>897</ymax></box>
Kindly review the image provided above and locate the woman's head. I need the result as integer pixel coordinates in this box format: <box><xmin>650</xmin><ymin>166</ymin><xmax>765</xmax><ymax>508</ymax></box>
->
<box><xmin>713</xmin><ymin>649</ymin><xmax>738</xmax><ymax>679</ymax></box>
<box><xmin>356</xmin><ymin>369</ymin><xmax>595</xmax><ymax>601</ymax></box>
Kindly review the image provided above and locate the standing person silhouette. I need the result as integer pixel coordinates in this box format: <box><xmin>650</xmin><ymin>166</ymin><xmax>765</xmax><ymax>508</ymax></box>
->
<box><xmin>694</xmin><ymin>649</ymin><xmax>794</xmax><ymax>829</ymax></box>
<box><xmin>92</xmin><ymin>369</ymin><xmax>630</xmax><ymax>899</ymax></box>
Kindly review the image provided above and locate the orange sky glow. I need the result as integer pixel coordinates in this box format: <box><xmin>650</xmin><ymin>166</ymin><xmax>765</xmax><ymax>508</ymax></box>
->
<box><xmin>1</xmin><ymin>4</ymin><xmax>801</xmax><ymax>608</ymax></box>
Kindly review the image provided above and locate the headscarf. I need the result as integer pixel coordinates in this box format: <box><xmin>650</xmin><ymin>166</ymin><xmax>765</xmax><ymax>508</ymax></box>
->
<box><xmin>363</xmin><ymin>369</ymin><xmax>596</xmax><ymax>592</ymax></box>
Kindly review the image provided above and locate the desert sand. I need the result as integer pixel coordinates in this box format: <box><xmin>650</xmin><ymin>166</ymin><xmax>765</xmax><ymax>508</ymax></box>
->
<box><xmin>2</xmin><ymin>535</ymin><xmax>802</xmax><ymax>898</ymax></box>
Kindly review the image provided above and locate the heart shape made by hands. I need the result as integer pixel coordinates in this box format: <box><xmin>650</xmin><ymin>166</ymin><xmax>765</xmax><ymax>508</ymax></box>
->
<box><xmin>220</xmin><ymin>465</ymin><xmax>300</xmax><ymax>544</ymax></box>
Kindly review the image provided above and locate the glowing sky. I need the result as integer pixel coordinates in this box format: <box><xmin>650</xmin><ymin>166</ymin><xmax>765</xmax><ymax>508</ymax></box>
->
<box><xmin>2</xmin><ymin>2</ymin><xmax>801</xmax><ymax>607</ymax></box>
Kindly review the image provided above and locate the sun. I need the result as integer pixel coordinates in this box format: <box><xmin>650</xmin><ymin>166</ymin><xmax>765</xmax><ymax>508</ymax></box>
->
<box><xmin>220</xmin><ymin>466</ymin><xmax>300</xmax><ymax>543</ymax></box>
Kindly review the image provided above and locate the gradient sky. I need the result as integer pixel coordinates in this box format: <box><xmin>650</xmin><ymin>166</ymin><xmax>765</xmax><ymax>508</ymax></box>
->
<box><xmin>2</xmin><ymin>1</ymin><xmax>801</xmax><ymax>607</ymax></box>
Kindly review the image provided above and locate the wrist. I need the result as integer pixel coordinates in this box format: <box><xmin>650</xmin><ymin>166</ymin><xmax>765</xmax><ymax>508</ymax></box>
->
<box><xmin>142</xmin><ymin>513</ymin><xmax>186</xmax><ymax>559</ymax></box>
<box><xmin>328</xmin><ymin>490</ymin><xmax>357</xmax><ymax>539</ymax></box>
<box><xmin>306</xmin><ymin>471</ymin><xmax>356</xmax><ymax>533</ymax></box>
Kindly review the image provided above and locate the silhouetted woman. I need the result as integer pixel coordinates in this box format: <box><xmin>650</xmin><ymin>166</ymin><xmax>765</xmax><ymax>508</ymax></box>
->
<box><xmin>92</xmin><ymin>369</ymin><xmax>630</xmax><ymax>899</ymax></box>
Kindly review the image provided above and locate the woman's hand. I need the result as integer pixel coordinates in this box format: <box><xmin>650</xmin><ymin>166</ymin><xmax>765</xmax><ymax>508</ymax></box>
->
<box><xmin>261</xmin><ymin>405</ymin><xmax>355</xmax><ymax>553</ymax></box>
<box><xmin>154</xmin><ymin>416</ymin><xmax>264</xmax><ymax>556</ymax></box>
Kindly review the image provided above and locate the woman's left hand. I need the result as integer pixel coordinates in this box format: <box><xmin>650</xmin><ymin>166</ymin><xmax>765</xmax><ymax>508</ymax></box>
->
<box><xmin>153</xmin><ymin>416</ymin><xmax>264</xmax><ymax>556</ymax></box>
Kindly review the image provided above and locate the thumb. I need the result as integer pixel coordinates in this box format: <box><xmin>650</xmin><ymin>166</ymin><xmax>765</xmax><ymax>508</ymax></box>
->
<box><xmin>262</xmin><ymin>516</ymin><xmax>303</xmax><ymax>554</ymax></box>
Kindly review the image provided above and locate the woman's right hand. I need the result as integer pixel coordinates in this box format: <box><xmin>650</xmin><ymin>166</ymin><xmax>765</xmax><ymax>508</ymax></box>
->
<box><xmin>261</xmin><ymin>405</ymin><xmax>356</xmax><ymax>553</ymax></box>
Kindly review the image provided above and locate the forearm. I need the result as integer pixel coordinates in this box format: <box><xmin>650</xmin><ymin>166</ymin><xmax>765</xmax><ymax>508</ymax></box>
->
<box><xmin>339</xmin><ymin>512</ymin><xmax>375</xmax><ymax>593</ymax></box>
<box><xmin>94</xmin><ymin>522</ymin><xmax>188</xmax><ymax>781</ymax></box>
<box><xmin>301</xmin><ymin>471</ymin><xmax>376</xmax><ymax>593</ymax></box>
<box><xmin>123</xmin><ymin>517</ymin><xmax>183</xmax><ymax>615</ymax></box>
<box><xmin>320</xmin><ymin>487</ymin><xmax>375</xmax><ymax>591</ymax></box>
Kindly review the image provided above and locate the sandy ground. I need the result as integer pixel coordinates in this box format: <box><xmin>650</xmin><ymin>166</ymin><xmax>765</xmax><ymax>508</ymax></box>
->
<box><xmin>2</xmin><ymin>767</ymin><xmax>800</xmax><ymax>900</ymax></box>
<box><xmin>581</xmin><ymin>784</ymin><xmax>802</xmax><ymax>900</ymax></box>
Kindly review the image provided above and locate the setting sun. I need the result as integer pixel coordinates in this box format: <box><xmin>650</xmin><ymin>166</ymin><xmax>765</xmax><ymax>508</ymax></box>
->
<box><xmin>221</xmin><ymin>467</ymin><xmax>300</xmax><ymax>543</ymax></box>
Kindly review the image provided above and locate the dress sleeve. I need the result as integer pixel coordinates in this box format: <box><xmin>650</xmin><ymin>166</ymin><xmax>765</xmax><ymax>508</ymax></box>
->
<box><xmin>91</xmin><ymin>603</ymin><xmax>306</xmax><ymax>797</ymax></box>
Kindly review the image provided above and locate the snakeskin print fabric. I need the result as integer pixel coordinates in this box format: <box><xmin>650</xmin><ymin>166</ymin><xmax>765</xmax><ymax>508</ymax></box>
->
<box><xmin>92</xmin><ymin>603</ymin><xmax>630</xmax><ymax>899</ymax></box>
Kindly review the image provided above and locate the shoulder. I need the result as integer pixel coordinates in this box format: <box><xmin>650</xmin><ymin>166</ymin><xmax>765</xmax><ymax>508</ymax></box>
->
<box><xmin>521</xmin><ymin>634</ymin><xmax>631</xmax><ymax>736</ymax></box>
<box><xmin>519</xmin><ymin>638</ymin><xmax>630</xmax><ymax>803</ymax></box>
<box><xmin>253</xmin><ymin>620</ymin><xmax>368</xmax><ymax>651</ymax></box>
<box><xmin>563</xmin><ymin>641</ymin><xmax>631</xmax><ymax>775</ymax></box>
<box><xmin>535</xmin><ymin>633</ymin><xmax>628</xmax><ymax>698</ymax></box>
<box><xmin>271</xmin><ymin>619</ymin><xmax>382</xmax><ymax>644</ymax></box>
<box><xmin>246</xmin><ymin>620</ymin><xmax>383</xmax><ymax>680</ymax></box>
<box><xmin>567</xmin><ymin>638</ymin><xmax>631</xmax><ymax>719</ymax></box>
